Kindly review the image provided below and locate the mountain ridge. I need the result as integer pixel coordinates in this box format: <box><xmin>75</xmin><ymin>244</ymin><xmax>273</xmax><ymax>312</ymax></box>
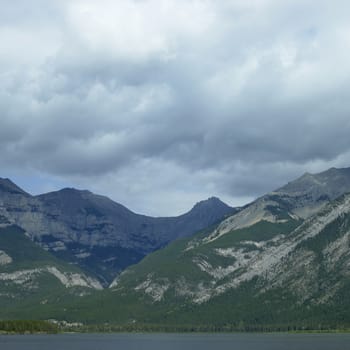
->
<box><xmin>0</xmin><ymin>181</ymin><xmax>235</xmax><ymax>285</ymax></box>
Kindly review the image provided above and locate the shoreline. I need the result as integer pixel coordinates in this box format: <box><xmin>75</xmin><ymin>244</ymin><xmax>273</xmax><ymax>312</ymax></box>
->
<box><xmin>2</xmin><ymin>329</ymin><xmax>350</xmax><ymax>335</ymax></box>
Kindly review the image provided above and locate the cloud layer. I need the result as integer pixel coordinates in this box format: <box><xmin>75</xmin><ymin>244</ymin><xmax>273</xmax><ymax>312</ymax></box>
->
<box><xmin>2</xmin><ymin>0</ymin><xmax>350</xmax><ymax>215</ymax></box>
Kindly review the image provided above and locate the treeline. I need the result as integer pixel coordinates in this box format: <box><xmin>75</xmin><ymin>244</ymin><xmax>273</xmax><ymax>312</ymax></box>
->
<box><xmin>0</xmin><ymin>320</ymin><xmax>349</xmax><ymax>334</ymax></box>
<box><xmin>0</xmin><ymin>320</ymin><xmax>59</xmax><ymax>334</ymax></box>
<box><xmin>77</xmin><ymin>322</ymin><xmax>350</xmax><ymax>333</ymax></box>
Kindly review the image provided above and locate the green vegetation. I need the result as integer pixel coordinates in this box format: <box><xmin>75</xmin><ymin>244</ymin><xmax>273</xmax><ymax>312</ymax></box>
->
<box><xmin>2</xmin><ymin>197</ymin><xmax>350</xmax><ymax>333</ymax></box>
<box><xmin>40</xmin><ymin>217</ymin><xmax>308</xmax><ymax>326</ymax></box>
<box><xmin>0</xmin><ymin>320</ymin><xmax>58</xmax><ymax>334</ymax></box>
<box><xmin>43</xmin><ymin>275</ymin><xmax>350</xmax><ymax>332</ymax></box>
<box><xmin>0</xmin><ymin>225</ymin><xmax>81</xmax><ymax>272</ymax></box>
<box><xmin>0</xmin><ymin>225</ymin><xmax>101</xmax><ymax>321</ymax></box>
<box><xmin>208</xmin><ymin>218</ymin><xmax>301</xmax><ymax>249</ymax></box>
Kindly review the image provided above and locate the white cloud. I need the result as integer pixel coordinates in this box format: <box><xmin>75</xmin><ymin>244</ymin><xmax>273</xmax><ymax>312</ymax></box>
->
<box><xmin>1</xmin><ymin>0</ymin><xmax>350</xmax><ymax>215</ymax></box>
<box><xmin>64</xmin><ymin>0</ymin><xmax>216</xmax><ymax>62</ymax></box>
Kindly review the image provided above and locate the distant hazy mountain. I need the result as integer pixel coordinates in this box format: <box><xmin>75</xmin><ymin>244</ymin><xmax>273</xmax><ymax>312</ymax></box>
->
<box><xmin>0</xmin><ymin>179</ymin><xmax>235</xmax><ymax>285</ymax></box>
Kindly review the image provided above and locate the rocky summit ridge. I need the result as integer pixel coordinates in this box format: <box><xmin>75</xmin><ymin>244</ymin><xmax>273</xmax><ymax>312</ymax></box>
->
<box><xmin>0</xmin><ymin>181</ymin><xmax>235</xmax><ymax>285</ymax></box>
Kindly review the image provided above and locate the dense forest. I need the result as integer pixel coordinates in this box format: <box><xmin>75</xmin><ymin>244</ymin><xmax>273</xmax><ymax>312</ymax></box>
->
<box><xmin>0</xmin><ymin>320</ymin><xmax>58</xmax><ymax>334</ymax></box>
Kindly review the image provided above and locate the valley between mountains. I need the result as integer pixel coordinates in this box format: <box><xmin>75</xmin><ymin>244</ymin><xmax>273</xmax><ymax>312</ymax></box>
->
<box><xmin>2</xmin><ymin>167</ymin><xmax>350</xmax><ymax>330</ymax></box>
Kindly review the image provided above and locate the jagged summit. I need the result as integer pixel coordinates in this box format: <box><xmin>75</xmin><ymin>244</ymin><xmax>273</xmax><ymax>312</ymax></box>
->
<box><xmin>190</xmin><ymin>197</ymin><xmax>230</xmax><ymax>211</ymax></box>
<box><xmin>187</xmin><ymin>197</ymin><xmax>236</xmax><ymax>222</ymax></box>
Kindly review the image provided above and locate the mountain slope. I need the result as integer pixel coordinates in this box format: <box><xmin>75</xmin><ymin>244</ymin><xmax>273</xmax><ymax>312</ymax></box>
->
<box><xmin>0</xmin><ymin>178</ymin><xmax>28</xmax><ymax>195</ymax></box>
<box><xmin>205</xmin><ymin>167</ymin><xmax>350</xmax><ymax>244</ymax></box>
<box><xmin>64</xmin><ymin>192</ymin><xmax>350</xmax><ymax>329</ymax></box>
<box><xmin>0</xmin><ymin>179</ymin><xmax>235</xmax><ymax>285</ymax></box>
<box><xmin>279</xmin><ymin>167</ymin><xmax>350</xmax><ymax>200</ymax></box>
<box><xmin>0</xmin><ymin>222</ymin><xmax>103</xmax><ymax>320</ymax></box>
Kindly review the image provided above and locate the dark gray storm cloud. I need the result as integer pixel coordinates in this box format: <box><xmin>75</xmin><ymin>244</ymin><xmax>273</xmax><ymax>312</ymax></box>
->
<box><xmin>1</xmin><ymin>0</ymin><xmax>350</xmax><ymax>215</ymax></box>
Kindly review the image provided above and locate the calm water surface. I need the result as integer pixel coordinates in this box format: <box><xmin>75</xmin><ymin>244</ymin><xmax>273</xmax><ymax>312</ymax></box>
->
<box><xmin>0</xmin><ymin>333</ymin><xmax>350</xmax><ymax>350</ymax></box>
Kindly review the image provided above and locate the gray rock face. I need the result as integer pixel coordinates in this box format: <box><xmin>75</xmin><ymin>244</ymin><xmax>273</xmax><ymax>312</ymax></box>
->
<box><xmin>0</xmin><ymin>178</ymin><xmax>28</xmax><ymax>196</ymax></box>
<box><xmin>0</xmin><ymin>179</ymin><xmax>235</xmax><ymax>285</ymax></box>
<box><xmin>34</xmin><ymin>190</ymin><xmax>235</xmax><ymax>252</ymax></box>
<box><xmin>115</xmin><ymin>192</ymin><xmax>350</xmax><ymax>320</ymax></box>
<box><xmin>277</xmin><ymin>167</ymin><xmax>350</xmax><ymax>200</ymax></box>
<box><xmin>211</xmin><ymin>167</ymin><xmax>350</xmax><ymax>239</ymax></box>
<box><xmin>273</xmin><ymin>167</ymin><xmax>350</xmax><ymax>217</ymax></box>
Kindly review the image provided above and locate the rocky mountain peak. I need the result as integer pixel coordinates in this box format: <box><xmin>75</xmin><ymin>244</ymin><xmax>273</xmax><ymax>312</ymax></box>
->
<box><xmin>39</xmin><ymin>187</ymin><xmax>92</xmax><ymax>198</ymax></box>
<box><xmin>208</xmin><ymin>166</ymin><xmax>350</xmax><ymax>237</ymax></box>
<box><xmin>187</xmin><ymin>197</ymin><xmax>234</xmax><ymax>218</ymax></box>
<box><xmin>277</xmin><ymin>166</ymin><xmax>350</xmax><ymax>201</ymax></box>
<box><xmin>191</xmin><ymin>197</ymin><xmax>228</xmax><ymax>210</ymax></box>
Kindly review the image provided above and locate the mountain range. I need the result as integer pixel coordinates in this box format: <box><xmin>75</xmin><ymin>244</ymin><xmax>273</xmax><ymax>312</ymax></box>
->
<box><xmin>1</xmin><ymin>167</ymin><xmax>350</xmax><ymax>330</ymax></box>
<box><xmin>0</xmin><ymin>180</ymin><xmax>234</xmax><ymax>286</ymax></box>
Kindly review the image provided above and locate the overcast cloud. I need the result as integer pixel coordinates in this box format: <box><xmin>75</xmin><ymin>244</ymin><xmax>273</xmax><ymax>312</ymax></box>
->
<box><xmin>1</xmin><ymin>0</ymin><xmax>350</xmax><ymax>215</ymax></box>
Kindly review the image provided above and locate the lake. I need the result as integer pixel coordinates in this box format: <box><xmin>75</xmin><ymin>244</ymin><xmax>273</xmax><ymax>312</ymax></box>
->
<box><xmin>0</xmin><ymin>333</ymin><xmax>350</xmax><ymax>349</ymax></box>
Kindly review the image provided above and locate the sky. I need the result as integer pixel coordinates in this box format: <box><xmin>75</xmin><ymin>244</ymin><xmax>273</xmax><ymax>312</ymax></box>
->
<box><xmin>1</xmin><ymin>0</ymin><xmax>350</xmax><ymax>216</ymax></box>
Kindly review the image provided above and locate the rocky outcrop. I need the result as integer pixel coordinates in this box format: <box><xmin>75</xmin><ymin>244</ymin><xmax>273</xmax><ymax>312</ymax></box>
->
<box><xmin>206</xmin><ymin>167</ymin><xmax>350</xmax><ymax>243</ymax></box>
